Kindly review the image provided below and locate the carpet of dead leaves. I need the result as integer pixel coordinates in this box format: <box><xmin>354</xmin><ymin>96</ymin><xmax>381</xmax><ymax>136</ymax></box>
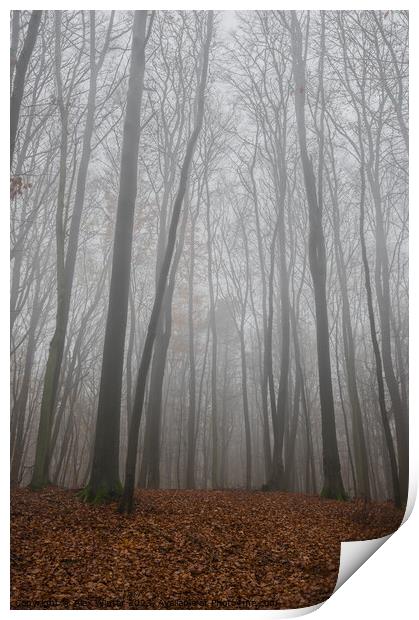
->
<box><xmin>11</xmin><ymin>488</ymin><xmax>403</xmax><ymax>610</ymax></box>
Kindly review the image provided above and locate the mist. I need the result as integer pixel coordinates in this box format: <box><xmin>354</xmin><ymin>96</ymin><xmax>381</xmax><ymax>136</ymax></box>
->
<box><xmin>10</xmin><ymin>9</ymin><xmax>408</xmax><ymax>505</ymax></box>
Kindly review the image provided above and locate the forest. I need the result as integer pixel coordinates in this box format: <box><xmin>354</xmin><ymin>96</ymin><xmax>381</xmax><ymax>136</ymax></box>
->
<box><xmin>10</xmin><ymin>10</ymin><xmax>408</xmax><ymax>610</ymax></box>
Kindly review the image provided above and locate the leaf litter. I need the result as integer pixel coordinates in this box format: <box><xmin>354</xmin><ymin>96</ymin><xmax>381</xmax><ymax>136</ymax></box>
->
<box><xmin>11</xmin><ymin>488</ymin><xmax>403</xmax><ymax>609</ymax></box>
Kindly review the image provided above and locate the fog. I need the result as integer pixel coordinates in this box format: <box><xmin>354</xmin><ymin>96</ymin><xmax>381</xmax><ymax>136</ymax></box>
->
<box><xmin>10</xmin><ymin>11</ymin><xmax>408</xmax><ymax>512</ymax></box>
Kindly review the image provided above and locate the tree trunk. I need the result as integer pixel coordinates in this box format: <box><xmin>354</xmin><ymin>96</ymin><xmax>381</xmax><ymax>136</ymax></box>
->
<box><xmin>186</xmin><ymin>212</ymin><xmax>198</xmax><ymax>488</ymax></box>
<box><xmin>31</xmin><ymin>12</ymin><xmax>112</xmax><ymax>489</ymax></box>
<box><xmin>239</xmin><ymin>328</ymin><xmax>252</xmax><ymax>489</ymax></box>
<box><xmin>10</xmin><ymin>10</ymin><xmax>42</xmax><ymax>166</ymax></box>
<box><xmin>249</xmin><ymin>148</ymin><xmax>272</xmax><ymax>480</ymax></box>
<box><xmin>87</xmin><ymin>11</ymin><xmax>148</xmax><ymax>501</ymax></box>
<box><xmin>11</xmin><ymin>268</ymin><xmax>43</xmax><ymax>486</ymax></box>
<box><xmin>206</xmin><ymin>178</ymin><xmax>219</xmax><ymax>490</ymax></box>
<box><xmin>358</xmin><ymin>154</ymin><xmax>401</xmax><ymax>507</ymax></box>
<box><xmin>119</xmin><ymin>11</ymin><xmax>214</xmax><ymax>513</ymax></box>
<box><xmin>290</xmin><ymin>12</ymin><xmax>345</xmax><ymax>499</ymax></box>
<box><xmin>30</xmin><ymin>12</ymin><xmax>68</xmax><ymax>489</ymax></box>
<box><xmin>140</xmin><ymin>207</ymin><xmax>188</xmax><ymax>488</ymax></box>
<box><xmin>369</xmin><ymin>173</ymin><xmax>408</xmax><ymax>505</ymax></box>
<box><xmin>270</xmin><ymin>173</ymin><xmax>289</xmax><ymax>490</ymax></box>
<box><xmin>327</xmin><ymin>151</ymin><xmax>370</xmax><ymax>499</ymax></box>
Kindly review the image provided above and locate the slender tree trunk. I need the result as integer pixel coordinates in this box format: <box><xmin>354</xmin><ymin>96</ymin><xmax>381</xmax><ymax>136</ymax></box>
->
<box><xmin>219</xmin><ymin>347</ymin><xmax>229</xmax><ymax>487</ymax></box>
<box><xmin>369</xmin><ymin>174</ymin><xmax>408</xmax><ymax>505</ymax></box>
<box><xmin>206</xmin><ymin>178</ymin><xmax>219</xmax><ymax>490</ymax></box>
<box><xmin>358</xmin><ymin>155</ymin><xmax>401</xmax><ymax>507</ymax></box>
<box><xmin>327</xmin><ymin>152</ymin><xmax>370</xmax><ymax>499</ymax></box>
<box><xmin>87</xmin><ymin>11</ymin><xmax>148</xmax><ymax>501</ymax></box>
<box><xmin>141</xmin><ymin>311</ymin><xmax>170</xmax><ymax>488</ymax></box>
<box><xmin>30</xmin><ymin>12</ymin><xmax>68</xmax><ymax>488</ymax></box>
<box><xmin>335</xmin><ymin>320</ymin><xmax>358</xmax><ymax>497</ymax></box>
<box><xmin>290</xmin><ymin>12</ymin><xmax>345</xmax><ymax>499</ymax></box>
<box><xmin>249</xmin><ymin>149</ymin><xmax>272</xmax><ymax>479</ymax></box>
<box><xmin>283</xmin><ymin>359</ymin><xmax>300</xmax><ymax>491</ymax></box>
<box><xmin>10</xmin><ymin>10</ymin><xmax>42</xmax><ymax>166</ymax></box>
<box><xmin>31</xmin><ymin>12</ymin><xmax>112</xmax><ymax>489</ymax></box>
<box><xmin>126</xmin><ymin>287</ymin><xmax>136</xmax><ymax>428</ymax></box>
<box><xmin>10</xmin><ymin>11</ymin><xmax>20</xmax><ymax>89</ymax></box>
<box><xmin>141</xmin><ymin>207</ymin><xmax>187</xmax><ymax>488</ymax></box>
<box><xmin>11</xmin><ymin>269</ymin><xmax>43</xmax><ymax>486</ymax></box>
<box><xmin>337</xmin><ymin>19</ymin><xmax>404</xmax><ymax>506</ymax></box>
<box><xmin>265</xmin><ymin>222</ymin><xmax>279</xmax><ymax>484</ymax></box>
<box><xmin>270</xmin><ymin>173</ymin><xmax>289</xmax><ymax>489</ymax></box>
<box><xmin>186</xmin><ymin>212</ymin><xmax>198</xmax><ymax>488</ymax></box>
<box><xmin>239</xmin><ymin>328</ymin><xmax>252</xmax><ymax>489</ymax></box>
<box><xmin>119</xmin><ymin>11</ymin><xmax>214</xmax><ymax>513</ymax></box>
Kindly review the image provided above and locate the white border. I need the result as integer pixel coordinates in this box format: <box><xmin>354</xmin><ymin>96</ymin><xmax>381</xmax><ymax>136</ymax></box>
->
<box><xmin>2</xmin><ymin>3</ymin><xmax>417</xmax><ymax>619</ymax></box>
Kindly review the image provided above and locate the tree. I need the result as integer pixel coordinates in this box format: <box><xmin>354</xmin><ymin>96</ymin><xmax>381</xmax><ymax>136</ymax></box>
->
<box><xmin>86</xmin><ymin>11</ymin><xmax>149</xmax><ymax>501</ymax></box>
<box><xmin>325</xmin><ymin>130</ymin><xmax>370</xmax><ymax>499</ymax></box>
<box><xmin>185</xmin><ymin>200</ymin><xmax>200</xmax><ymax>488</ymax></box>
<box><xmin>334</xmin><ymin>11</ymin><xmax>405</xmax><ymax>505</ymax></box>
<box><xmin>30</xmin><ymin>11</ymin><xmax>114</xmax><ymax>489</ymax></box>
<box><xmin>289</xmin><ymin>11</ymin><xmax>346</xmax><ymax>499</ymax></box>
<box><xmin>119</xmin><ymin>10</ymin><xmax>214</xmax><ymax>513</ymax></box>
<box><xmin>222</xmin><ymin>211</ymin><xmax>253</xmax><ymax>489</ymax></box>
<box><xmin>138</xmin><ymin>14</ymin><xmax>202</xmax><ymax>488</ymax></box>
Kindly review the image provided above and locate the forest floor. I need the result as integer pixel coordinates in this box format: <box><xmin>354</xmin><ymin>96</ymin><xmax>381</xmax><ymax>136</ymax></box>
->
<box><xmin>11</xmin><ymin>487</ymin><xmax>403</xmax><ymax>610</ymax></box>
